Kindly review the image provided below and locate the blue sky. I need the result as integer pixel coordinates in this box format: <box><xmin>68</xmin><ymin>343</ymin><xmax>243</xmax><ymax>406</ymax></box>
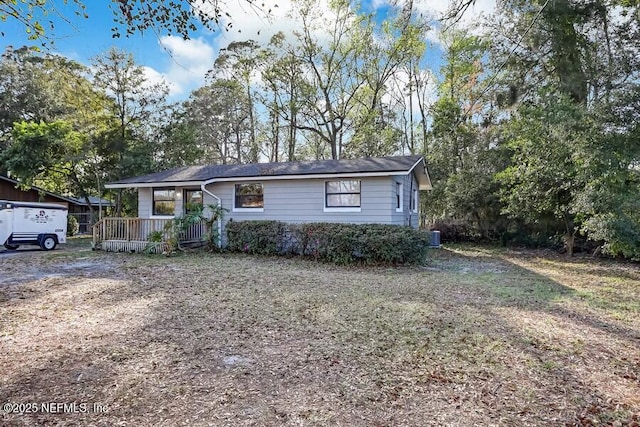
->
<box><xmin>1</xmin><ymin>0</ymin><xmax>495</xmax><ymax>100</ymax></box>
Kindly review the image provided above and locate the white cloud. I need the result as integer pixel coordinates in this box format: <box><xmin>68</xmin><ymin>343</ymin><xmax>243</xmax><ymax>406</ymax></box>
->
<box><xmin>195</xmin><ymin>0</ymin><xmax>294</xmax><ymax>47</ymax></box>
<box><xmin>412</xmin><ymin>0</ymin><xmax>496</xmax><ymax>22</ymax></box>
<box><xmin>156</xmin><ymin>36</ymin><xmax>217</xmax><ymax>98</ymax></box>
<box><xmin>195</xmin><ymin>0</ymin><xmax>342</xmax><ymax>51</ymax></box>
<box><xmin>149</xmin><ymin>0</ymin><xmax>496</xmax><ymax>98</ymax></box>
<box><xmin>370</xmin><ymin>0</ymin><xmax>388</xmax><ymax>9</ymax></box>
<box><xmin>141</xmin><ymin>65</ymin><xmax>180</xmax><ymax>95</ymax></box>
<box><xmin>160</xmin><ymin>35</ymin><xmax>215</xmax><ymax>63</ymax></box>
<box><xmin>372</xmin><ymin>0</ymin><xmax>496</xmax><ymax>46</ymax></box>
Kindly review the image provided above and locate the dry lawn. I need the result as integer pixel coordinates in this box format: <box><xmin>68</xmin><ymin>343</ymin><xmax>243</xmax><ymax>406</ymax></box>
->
<box><xmin>1</xmin><ymin>240</ymin><xmax>639</xmax><ymax>426</ymax></box>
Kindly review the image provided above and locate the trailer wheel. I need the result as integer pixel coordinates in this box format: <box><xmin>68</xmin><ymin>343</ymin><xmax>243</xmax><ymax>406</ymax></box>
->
<box><xmin>4</xmin><ymin>244</ymin><xmax>19</xmax><ymax>250</ymax></box>
<box><xmin>40</xmin><ymin>236</ymin><xmax>57</xmax><ymax>251</ymax></box>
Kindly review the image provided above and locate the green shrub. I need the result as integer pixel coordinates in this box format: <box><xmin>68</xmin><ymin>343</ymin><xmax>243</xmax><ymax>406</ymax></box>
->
<box><xmin>203</xmin><ymin>203</ymin><xmax>228</xmax><ymax>252</ymax></box>
<box><xmin>147</xmin><ymin>230</ymin><xmax>164</xmax><ymax>242</ymax></box>
<box><xmin>296</xmin><ymin>223</ymin><xmax>429</xmax><ymax>265</ymax></box>
<box><xmin>67</xmin><ymin>214</ymin><xmax>79</xmax><ymax>236</ymax></box>
<box><xmin>429</xmin><ymin>220</ymin><xmax>474</xmax><ymax>243</ymax></box>
<box><xmin>226</xmin><ymin>220</ymin><xmax>429</xmax><ymax>265</ymax></box>
<box><xmin>226</xmin><ymin>220</ymin><xmax>288</xmax><ymax>255</ymax></box>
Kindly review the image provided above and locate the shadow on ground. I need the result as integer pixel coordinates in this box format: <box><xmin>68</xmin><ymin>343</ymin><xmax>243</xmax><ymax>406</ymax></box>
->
<box><xmin>1</xmin><ymin>248</ymin><xmax>639</xmax><ymax>426</ymax></box>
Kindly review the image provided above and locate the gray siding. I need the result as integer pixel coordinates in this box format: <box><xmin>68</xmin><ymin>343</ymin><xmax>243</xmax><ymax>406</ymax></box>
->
<box><xmin>390</xmin><ymin>174</ymin><xmax>420</xmax><ymax>228</ymax></box>
<box><xmin>138</xmin><ymin>188</ymin><xmax>152</xmax><ymax>217</ymax></box>
<box><xmin>136</xmin><ymin>176</ymin><xmax>420</xmax><ymax>246</ymax></box>
<box><xmin>205</xmin><ymin>176</ymin><xmax>392</xmax><ymax>223</ymax></box>
<box><xmin>410</xmin><ymin>174</ymin><xmax>419</xmax><ymax>228</ymax></box>
<box><xmin>202</xmin><ymin>176</ymin><xmax>413</xmax><ymax>244</ymax></box>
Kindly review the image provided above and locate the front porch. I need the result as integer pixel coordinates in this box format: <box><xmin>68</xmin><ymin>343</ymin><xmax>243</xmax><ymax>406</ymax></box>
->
<box><xmin>92</xmin><ymin>217</ymin><xmax>208</xmax><ymax>253</ymax></box>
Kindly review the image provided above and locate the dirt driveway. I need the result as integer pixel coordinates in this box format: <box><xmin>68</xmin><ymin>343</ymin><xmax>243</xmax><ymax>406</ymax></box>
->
<box><xmin>0</xmin><ymin>248</ymin><xmax>43</xmax><ymax>258</ymax></box>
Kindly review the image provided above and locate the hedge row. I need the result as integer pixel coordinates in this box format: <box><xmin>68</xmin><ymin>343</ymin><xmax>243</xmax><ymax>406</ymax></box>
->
<box><xmin>226</xmin><ymin>220</ymin><xmax>430</xmax><ymax>265</ymax></box>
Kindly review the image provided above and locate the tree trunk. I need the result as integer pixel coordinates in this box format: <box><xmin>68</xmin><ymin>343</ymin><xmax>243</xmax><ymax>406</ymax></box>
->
<box><xmin>564</xmin><ymin>214</ymin><xmax>576</xmax><ymax>256</ymax></box>
<box><xmin>565</xmin><ymin>233</ymin><xmax>575</xmax><ymax>257</ymax></box>
<box><xmin>408</xmin><ymin>62</ymin><xmax>415</xmax><ymax>154</ymax></box>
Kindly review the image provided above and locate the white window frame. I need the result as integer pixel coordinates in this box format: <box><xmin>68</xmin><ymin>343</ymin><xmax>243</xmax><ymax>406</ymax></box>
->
<box><xmin>412</xmin><ymin>189</ymin><xmax>419</xmax><ymax>213</ymax></box>
<box><xmin>233</xmin><ymin>183</ymin><xmax>265</xmax><ymax>212</ymax></box>
<box><xmin>324</xmin><ymin>179</ymin><xmax>362</xmax><ymax>213</ymax></box>
<box><xmin>396</xmin><ymin>181</ymin><xmax>403</xmax><ymax>213</ymax></box>
<box><xmin>151</xmin><ymin>187</ymin><xmax>176</xmax><ymax>218</ymax></box>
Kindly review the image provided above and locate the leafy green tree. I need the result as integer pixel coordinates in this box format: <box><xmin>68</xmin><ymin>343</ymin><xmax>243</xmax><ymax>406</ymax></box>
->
<box><xmin>423</xmin><ymin>30</ymin><xmax>505</xmax><ymax>239</ymax></box>
<box><xmin>261</xmin><ymin>32</ymin><xmax>310</xmax><ymax>161</ymax></box>
<box><xmin>0</xmin><ymin>47</ymin><xmax>114</xmax><ymax>215</ymax></box>
<box><xmin>576</xmin><ymin>87</ymin><xmax>640</xmax><ymax>259</ymax></box>
<box><xmin>496</xmin><ymin>96</ymin><xmax>591</xmax><ymax>254</ymax></box>
<box><xmin>0</xmin><ymin>47</ymin><xmax>89</xmax><ymax>153</ymax></box>
<box><xmin>92</xmin><ymin>47</ymin><xmax>169</xmax><ymax>214</ymax></box>
<box><xmin>0</xmin><ymin>0</ymin><xmax>87</xmax><ymax>46</ymax></box>
<box><xmin>183</xmin><ymin>79</ymin><xmax>252</xmax><ymax>165</ymax></box>
<box><xmin>489</xmin><ymin>0</ymin><xmax>640</xmax><ymax>255</ymax></box>
<box><xmin>212</xmin><ymin>40</ymin><xmax>266</xmax><ymax>163</ymax></box>
<box><xmin>152</xmin><ymin>104</ymin><xmax>203</xmax><ymax>169</ymax></box>
<box><xmin>3</xmin><ymin>120</ymin><xmax>96</xmax><ymax>201</ymax></box>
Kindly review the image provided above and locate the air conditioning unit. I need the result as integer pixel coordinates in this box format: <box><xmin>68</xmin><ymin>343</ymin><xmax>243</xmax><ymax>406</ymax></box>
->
<box><xmin>429</xmin><ymin>230</ymin><xmax>441</xmax><ymax>248</ymax></box>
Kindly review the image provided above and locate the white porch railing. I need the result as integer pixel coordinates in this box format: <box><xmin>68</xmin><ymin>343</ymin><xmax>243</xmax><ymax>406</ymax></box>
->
<box><xmin>92</xmin><ymin>218</ymin><xmax>207</xmax><ymax>252</ymax></box>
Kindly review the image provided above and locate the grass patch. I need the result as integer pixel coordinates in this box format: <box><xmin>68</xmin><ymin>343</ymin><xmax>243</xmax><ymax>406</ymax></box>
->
<box><xmin>61</xmin><ymin>234</ymin><xmax>95</xmax><ymax>252</ymax></box>
<box><xmin>0</xmin><ymin>245</ymin><xmax>639</xmax><ymax>425</ymax></box>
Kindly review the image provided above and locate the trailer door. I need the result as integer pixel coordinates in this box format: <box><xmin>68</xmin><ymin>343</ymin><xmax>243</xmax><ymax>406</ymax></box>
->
<box><xmin>0</xmin><ymin>202</ymin><xmax>14</xmax><ymax>245</ymax></box>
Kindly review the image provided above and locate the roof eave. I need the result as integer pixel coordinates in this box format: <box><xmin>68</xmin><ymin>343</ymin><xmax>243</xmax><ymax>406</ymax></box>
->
<box><xmin>108</xmin><ymin>170</ymin><xmax>421</xmax><ymax>188</ymax></box>
<box><xmin>407</xmin><ymin>157</ymin><xmax>432</xmax><ymax>190</ymax></box>
<box><xmin>210</xmin><ymin>170</ymin><xmax>418</xmax><ymax>183</ymax></box>
<box><xmin>105</xmin><ymin>180</ymin><xmax>206</xmax><ymax>189</ymax></box>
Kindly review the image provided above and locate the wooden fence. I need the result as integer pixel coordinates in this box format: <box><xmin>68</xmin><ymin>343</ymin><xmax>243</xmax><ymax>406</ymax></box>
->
<box><xmin>69</xmin><ymin>212</ymin><xmax>96</xmax><ymax>234</ymax></box>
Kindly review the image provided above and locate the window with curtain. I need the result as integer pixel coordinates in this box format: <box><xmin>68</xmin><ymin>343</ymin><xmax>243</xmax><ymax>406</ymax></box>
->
<box><xmin>325</xmin><ymin>180</ymin><xmax>361</xmax><ymax>208</ymax></box>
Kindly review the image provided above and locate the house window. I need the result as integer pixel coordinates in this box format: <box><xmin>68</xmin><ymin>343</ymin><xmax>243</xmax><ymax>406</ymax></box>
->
<box><xmin>412</xmin><ymin>189</ymin><xmax>419</xmax><ymax>213</ymax></box>
<box><xmin>235</xmin><ymin>183</ymin><xmax>264</xmax><ymax>209</ymax></box>
<box><xmin>396</xmin><ymin>182</ymin><xmax>403</xmax><ymax>212</ymax></box>
<box><xmin>184</xmin><ymin>189</ymin><xmax>203</xmax><ymax>215</ymax></box>
<box><xmin>153</xmin><ymin>188</ymin><xmax>175</xmax><ymax>216</ymax></box>
<box><xmin>325</xmin><ymin>180</ymin><xmax>361</xmax><ymax>208</ymax></box>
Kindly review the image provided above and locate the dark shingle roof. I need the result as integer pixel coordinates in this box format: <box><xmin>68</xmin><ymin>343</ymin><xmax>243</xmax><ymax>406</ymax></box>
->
<box><xmin>109</xmin><ymin>155</ymin><xmax>426</xmax><ymax>186</ymax></box>
<box><xmin>66</xmin><ymin>196</ymin><xmax>114</xmax><ymax>207</ymax></box>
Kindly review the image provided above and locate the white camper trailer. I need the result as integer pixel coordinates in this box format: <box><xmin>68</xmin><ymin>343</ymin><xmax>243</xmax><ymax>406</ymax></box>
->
<box><xmin>0</xmin><ymin>200</ymin><xmax>68</xmax><ymax>251</ymax></box>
